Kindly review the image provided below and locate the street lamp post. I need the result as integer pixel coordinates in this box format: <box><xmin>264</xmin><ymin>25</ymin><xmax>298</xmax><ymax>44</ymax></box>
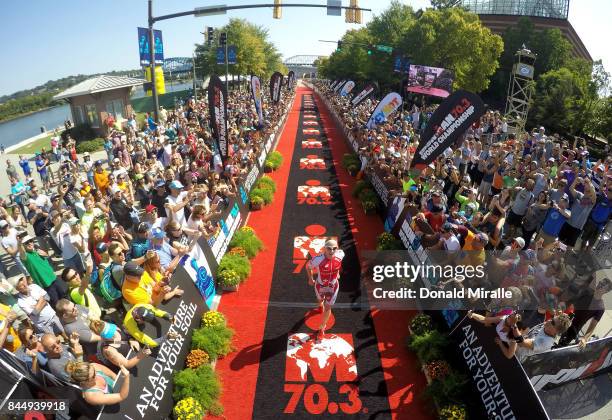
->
<box><xmin>148</xmin><ymin>0</ymin><xmax>160</xmax><ymax>123</ymax></box>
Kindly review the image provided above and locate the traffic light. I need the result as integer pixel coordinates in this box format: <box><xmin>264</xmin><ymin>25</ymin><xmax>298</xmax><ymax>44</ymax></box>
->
<box><xmin>220</xmin><ymin>32</ymin><xmax>227</xmax><ymax>47</ymax></box>
<box><xmin>337</xmin><ymin>41</ymin><xmax>343</xmax><ymax>51</ymax></box>
<box><xmin>273</xmin><ymin>0</ymin><xmax>282</xmax><ymax>19</ymax></box>
<box><xmin>207</xmin><ymin>27</ymin><xmax>214</xmax><ymax>47</ymax></box>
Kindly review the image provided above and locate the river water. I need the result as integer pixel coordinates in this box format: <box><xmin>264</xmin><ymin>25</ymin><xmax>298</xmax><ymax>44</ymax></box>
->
<box><xmin>0</xmin><ymin>81</ymin><xmax>195</xmax><ymax>149</ymax></box>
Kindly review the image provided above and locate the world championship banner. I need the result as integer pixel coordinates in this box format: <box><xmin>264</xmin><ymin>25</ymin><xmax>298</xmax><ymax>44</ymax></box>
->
<box><xmin>340</xmin><ymin>80</ymin><xmax>355</xmax><ymax>97</ymax></box>
<box><xmin>365</xmin><ymin>92</ymin><xmax>402</xmax><ymax>129</ymax></box>
<box><xmin>521</xmin><ymin>335</ymin><xmax>612</xmax><ymax>391</ymax></box>
<box><xmin>411</xmin><ymin>90</ymin><xmax>485</xmax><ymax>170</ymax></box>
<box><xmin>207</xmin><ymin>74</ymin><xmax>229</xmax><ymax>162</ymax></box>
<box><xmin>251</xmin><ymin>75</ymin><xmax>264</xmax><ymax>127</ymax></box>
<box><xmin>451</xmin><ymin>318</ymin><xmax>551</xmax><ymax>420</ymax></box>
<box><xmin>351</xmin><ymin>83</ymin><xmax>375</xmax><ymax>107</ymax></box>
<box><xmin>287</xmin><ymin>70</ymin><xmax>296</xmax><ymax>90</ymax></box>
<box><xmin>270</xmin><ymin>71</ymin><xmax>283</xmax><ymax>103</ymax></box>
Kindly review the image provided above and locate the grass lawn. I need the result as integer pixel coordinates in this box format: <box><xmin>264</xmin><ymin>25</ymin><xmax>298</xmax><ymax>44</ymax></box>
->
<box><xmin>10</xmin><ymin>134</ymin><xmax>55</xmax><ymax>155</ymax></box>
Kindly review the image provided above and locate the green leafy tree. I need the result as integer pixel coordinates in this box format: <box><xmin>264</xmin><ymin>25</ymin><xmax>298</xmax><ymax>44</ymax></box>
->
<box><xmin>195</xmin><ymin>18</ymin><xmax>285</xmax><ymax>84</ymax></box>
<box><xmin>401</xmin><ymin>7</ymin><xmax>503</xmax><ymax>92</ymax></box>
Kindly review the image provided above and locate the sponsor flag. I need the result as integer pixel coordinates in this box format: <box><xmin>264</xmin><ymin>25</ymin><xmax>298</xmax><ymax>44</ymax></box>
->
<box><xmin>216</xmin><ymin>47</ymin><xmax>225</xmax><ymax>65</ymax></box>
<box><xmin>393</xmin><ymin>54</ymin><xmax>403</xmax><ymax>73</ymax></box>
<box><xmin>351</xmin><ymin>83</ymin><xmax>375</xmax><ymax>107</ymax></box>
<box><xmin>411</xmin><ymin>90</ymin><xmax>485</xmax><ymax>170</ymax></box>
<box><xmin>334</xmin><ymin>80</ymin><xmax>347</xmax><ymax>93</ymax></box>
<box><xmin>287</xmin><ymin>70</ymin><xmax>296</xmax><ymax>90</ymax></box>
<box><xmin>365</xmin><ymin>92</ymin><xmax>402</xmax><ymax>129</ymax></box>
<box><xmin>251</xmin><ymin>75</ymin><xmax>264</xmax><ymax>128</ymax></box>
<box><xmin>340</xmin><ymin>80</ymin><xmax>355</xmax><ymax>97</ymax></box>
<box><xmin>270</xmin><ymin>71</ymin><xmax>283</xmax><ymax>103</ymax></box>
<box><xmin>208</xmin><ymin>75</ymin><xmax>229</xmax><ymax>162</ymax></box>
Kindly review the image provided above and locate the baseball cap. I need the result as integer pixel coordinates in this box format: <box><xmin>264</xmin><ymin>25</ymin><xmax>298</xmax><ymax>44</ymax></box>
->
<box><xmin>96</xmin><ymin>242</ymin><xmax>108</xmax><ymax>254</ymax></box>
<box><xmin>110</xmin><ymin>186</ymin><xmax>121</xmax><ymax>195</ymax></box>
<box><xmin>21</xmin><ymin>234</ymin><xmax>35</xmax><ymax>244</ymax></box>
<box><xmin>136</xmin><ymin>222</ymin><xmax>149</xmax><ymax>234</ymax></box>
<box><xmin>95</xmin><ymin>160</ymin><xmax>103</xmax><ymax>166</ymax></box>
<box><xmin>475</xmin><ymin>232</ymin><xmax>489</xmax><ymax>244</ymax></box>
<box><xmin>169</xmin><ymin>180</ymin><xmax>184</xmax><ymax>190</ymax></box>
<box><xmin>83</xmin><ymin>152</ymin><xmax>90</xmax><ymax>157</ymax></box>
<box><xmin>155</xmin><ymin>180</ymin><xmax>166</xmax><ymax>188</ymax></box>
<box><xmin>151</xmin><ymin>227</ymin><xmax>166</xmax><ymax>239</ymax></box>
<box><xmin>68</xmin><ymin>217</ymin><xmax>80</xmax><ymax>226</ymax></box>
<box><xmin>145</xmin><ymin>204</ymin><xmax>157</xmax><ymax>214</ymax></box>
<box><xmin>123</xmin><ymin>261</ymin><xmax>144</xmax><ymax>277</ymax></box>
<box><xmin>132</xmin><ymin>306</ymin><xmax>155</xmax><ymax>323</ymax></box>
<box><xmin>513</xmin><ymin>237</ymin><xmax>526</xmax><ymax>248</ymax></box>
<box><xmin>0</xmin><ymin>220</ymin><xmax>8</xmax><ymax>229</ymax></box>
<box><xmin>113</xmin><ymin>158</ymin><xmax>120</xmax><ymax>163</ymax></box>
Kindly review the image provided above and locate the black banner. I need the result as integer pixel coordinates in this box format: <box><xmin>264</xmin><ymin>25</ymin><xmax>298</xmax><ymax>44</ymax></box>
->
<box><xmin>351</xmin><ymin>83</ymin><xmax>375</xmax><ymax>107</ymax></box>
<box><xmin>208</xmin><ymin>74</ymin><xmax>229</xmax><ymax>162</ymax></box>
<box><xmin>411</xmin><ymin>90</ymin><xmax>485</xmax><ymax>170</ymax></box>
<box><xmin>287</xmin><ymin>70</ymin><xmax>295</xmax><ymax>90</ymax></box>
<box><xmin>451</xmin><ymin>318</ymin><xmax>550</xmax><ymax>420</ymax></box>
<box><xmin>100</xmin><ymin>266</ymin><xmax>207</xmax><ymax>419</ymax></box>
<box><xmin>270</xmin><ymin>71</ymin><xmax>283</xmax><ymax>103</ymax></box>
<box><xmin>522</xmin><ymin>336</ymin><xmax>612</xmax><ymax>391</ymax></box>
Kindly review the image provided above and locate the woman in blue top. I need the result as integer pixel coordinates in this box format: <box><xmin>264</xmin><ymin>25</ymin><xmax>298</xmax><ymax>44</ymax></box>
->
<box><xmin>65</xmin><ymin>361</ymin><xmax>131</xmax><ymax>406</ymax></box>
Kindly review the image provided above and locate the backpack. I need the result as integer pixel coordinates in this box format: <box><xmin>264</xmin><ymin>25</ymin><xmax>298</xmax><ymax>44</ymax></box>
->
<box><xmin>99</xmin><ymin>262</ymin><xmax>122</xmax><ymax>303</ymax></box>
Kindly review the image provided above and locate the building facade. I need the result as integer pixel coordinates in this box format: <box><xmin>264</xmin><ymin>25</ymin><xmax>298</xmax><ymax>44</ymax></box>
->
<box><xmin>461</xmin><ymin>0</ymin><xmax>592</xmax><ymax>61</ymax></box>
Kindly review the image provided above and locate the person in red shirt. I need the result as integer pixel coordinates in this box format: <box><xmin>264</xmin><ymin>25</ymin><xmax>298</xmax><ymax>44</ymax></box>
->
<box><xmin>305</xmin><ymin>239</ymin><xmax>345</xmax><ymax>342</ymax></box>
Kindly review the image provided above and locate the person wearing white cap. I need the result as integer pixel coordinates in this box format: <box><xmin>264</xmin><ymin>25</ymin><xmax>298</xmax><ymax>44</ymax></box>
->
<box><xmin>305</xmin><ymin>239</ymin><xmax>345</xmax><ymax>342</ymax></box>
<box><xmin>165</xmin><ymin>180</ymin><xmax>191</xmax><ymax>226</ymax></box>
<box><xmin>1</xmin><ymin>220</ymin><xmax>29</xmax><ymax>276</ymax></box>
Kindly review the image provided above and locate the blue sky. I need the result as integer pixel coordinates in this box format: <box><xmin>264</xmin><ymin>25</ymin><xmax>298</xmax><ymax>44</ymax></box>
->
<box><xmin>1</xmin><ymin>0</ymin><xmax>610</xmax><ymax>96</ymax></box>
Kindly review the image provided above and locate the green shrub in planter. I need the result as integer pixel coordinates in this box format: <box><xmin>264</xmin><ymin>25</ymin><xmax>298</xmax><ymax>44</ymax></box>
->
<box><xmin>265</xmin><ymin>151</ymin><xmax>283</xmax><ymax>170</ymax></box>
<box><xmin>76</xmin><ymin>138</ymin><xmax>105</xmax><ymax>154</ymax></box>
<box><xmin>376</xmin><ymin>232</ymin><xmax>404</xmax><ymax>250</ymax></box>
<box><xmin>173</xmin><ymin>365</ymin><xmax>222</xmax><ymax>416</ymax></box>
<box><xmin>424</xmin><ymin>371</ymin><xmax>469</xmax><ymax>408</ymax></box>
<box><xmin>341</xmin><ymin>153</ymin><xmax>360</xmax><ymax>169</ymax></box>
<box><xmin>408</xmin><ymin>330</ymin><xmax>448</xmax><ymax>364</ymax></box>
<box><xmin>352</xmin><ymin>180</ymin><xmax>370</xmax><ymax>198</ymax></box>
<box><xmin>250</xmin><ymin>195</ymin><xmax>264</xmax><ymax>209</ymax></box>
<box><xmin>191</xmin><ymin>324</ymin><xmax>235</xmax><ymax>360</ymax></box>
<box><xmin>410</xmin><ymin>314</ymin><xmax>433</xmax><ymax>336</ymax></box>
<box><xmin>362</xmin><ymin>200</ymin><xmax>377</xmax><ymax>214</ymax></box>
<box><xmin>229</xmin><ymin>229</ymin><xmax>264</xmax><ymax>258</ymax></box>
<box><xmin>250</xmin><ymin>187</ymin><xmax>273</xmax><ymax>205</ymax></box>
<box><xmin>218</xmin><ymin>254</ymin><xmax>251</xmax><ymax>280</ymax></box>
<box><xmin>218</xmin><ymin>269</ymin><xmax>241</xmax><ymax>287</ymax></box>
<box><xmin>347</xmin><ymin>164</ymin><xmax>359</xmax><ymax>176</ymax></box>
<box><xmin>358</xmin><ymin>188</ymin><xmax>378</xmax><ymax>203</ymax></box>
<box><xmin>255</xmin><ymin>175</ymin><xmax>277</xmax><ymax>193</ymax></box>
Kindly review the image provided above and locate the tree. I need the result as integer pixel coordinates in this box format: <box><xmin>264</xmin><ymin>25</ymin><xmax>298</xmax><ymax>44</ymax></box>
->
<box><xmin>194</xmin><ymin>19</ymin><xmax>285</xmax><ymax>84</ymax></box>
<box><xmin>585</xmin><ymin>96</ymin><xmax>612</xmax><ymax>140</ymax></box>
<box><xmin>400</xmin><ymin>7</ymin><xmax>504</xmax><ymax>92</ymax></box>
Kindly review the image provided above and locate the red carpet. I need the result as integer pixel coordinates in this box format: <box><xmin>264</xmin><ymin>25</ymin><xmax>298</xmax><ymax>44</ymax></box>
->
<box><xmin>213</xmin><ymin>88</ymin><xmax>302</xmax><ymax>420</ymax></box>
<box><xmin>314</xmin><ymin>93</ymin><xmax>432</xmax><ymax>420</ymax></box>
<box><xmin>214</xmin><ymin>86</ymin><xmax>432</xmax><ymax>419</ymax></box>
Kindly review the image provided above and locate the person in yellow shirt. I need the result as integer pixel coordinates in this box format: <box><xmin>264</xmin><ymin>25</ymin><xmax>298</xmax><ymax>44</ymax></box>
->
<box><xmin>0</xmin><ymin>303</ymin><xmax>21</xmax><ymax>352</ymax></box>
<box><xmin>121</xmin><ymin>262</ymin><xmax>154</xmax><ymax>306</ymax></box>
<box><xmin>459</xmin><ymin>230</ymin><xmax>488</xmax><ymax>268</ymax></box>
<box><xmin>93</xmin><ymin>161</ymin><xmax>110</xmax><ymax>194</ymax></box>
<box><xmin>123</xmin><ymin>304</ymin><xmax>178</xmax><ymax>348</ymax></box>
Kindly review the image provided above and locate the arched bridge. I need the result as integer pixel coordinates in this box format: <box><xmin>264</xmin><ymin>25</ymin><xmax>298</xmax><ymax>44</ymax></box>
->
<box><xmin>283</xmin><ymin>55</ymin><xmax>326</xmax><ymax>78</ymax></box>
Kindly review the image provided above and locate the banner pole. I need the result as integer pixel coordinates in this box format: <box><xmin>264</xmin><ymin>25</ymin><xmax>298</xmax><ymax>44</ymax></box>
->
<box><xmin>447</xmin><ymin>312</ymin><xmax>469</xmax><ymax>337</ymax></box>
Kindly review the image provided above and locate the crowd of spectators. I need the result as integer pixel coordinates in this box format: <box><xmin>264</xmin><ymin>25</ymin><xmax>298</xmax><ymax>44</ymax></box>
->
<box><xmin>0</xmin><ymin>82</ymin><xmax>293</xmax><ymax>406</ymax></box>
<box><xmin>314</xmin><ymin>79</ymin><xmax>612</xmax><ymax>361</ymax></box>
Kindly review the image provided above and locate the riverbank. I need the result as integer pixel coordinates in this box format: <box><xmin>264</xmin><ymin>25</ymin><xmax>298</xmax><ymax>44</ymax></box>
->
<box><xmin>0</xmin><ymin>103</ymin><xmax>62</xmax><ymax>124</ymax></box>
<box><xmin>5</xmin><ymin>126</ymin><xmax>64</xmax><ymax>154</ymax></box>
